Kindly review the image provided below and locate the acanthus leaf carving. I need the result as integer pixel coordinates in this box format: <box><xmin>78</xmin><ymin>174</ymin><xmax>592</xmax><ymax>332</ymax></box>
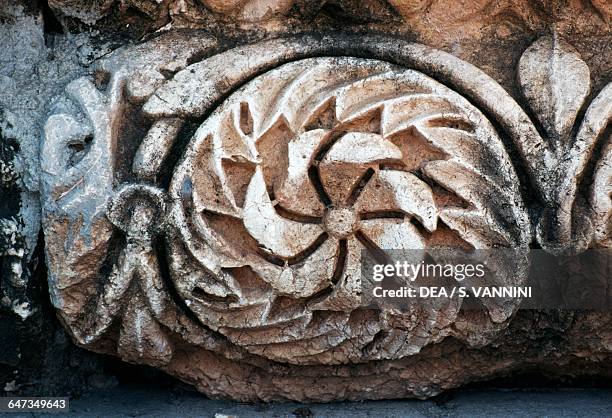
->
<box><xmin>105</xmin><ymin>184</ymin><xmax>175</xmax><ymax>367</ymax></box>
<box><xmin>40</xmin><ymin>33</ymin><xmax>224</xmax><ymax>363</ymax></box>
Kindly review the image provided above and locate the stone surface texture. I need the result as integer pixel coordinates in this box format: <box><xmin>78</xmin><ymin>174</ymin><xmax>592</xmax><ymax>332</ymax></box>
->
<box><xmin>0</xmin><ymin>0</ymin><xmax>610</xmax><ymax>402</ymax></box>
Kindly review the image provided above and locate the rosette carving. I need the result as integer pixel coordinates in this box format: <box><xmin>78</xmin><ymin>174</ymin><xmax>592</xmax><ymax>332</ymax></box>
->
<box><xmin>166</xmin><ymin>57</ymin><xmax>529</xmax><ymax>364</ymax></box>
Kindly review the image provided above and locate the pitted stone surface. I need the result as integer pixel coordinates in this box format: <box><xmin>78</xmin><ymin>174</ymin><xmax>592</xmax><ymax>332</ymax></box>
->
<box><xmin>324</xmin><ymin>207</ymin><xmax>358</xmax><ymax>238</ymax></box>
<box><xmin>1</xmin><ymin>0</ymin><xmax>610</xmax><ymax>402</ymax></box>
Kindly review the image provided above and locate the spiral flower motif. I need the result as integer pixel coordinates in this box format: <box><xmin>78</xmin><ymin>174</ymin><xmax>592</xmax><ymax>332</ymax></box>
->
<box><xmin>167</xmin><ymin>57</ymin><xmax>529</xmax><ymax>364</ymax></box>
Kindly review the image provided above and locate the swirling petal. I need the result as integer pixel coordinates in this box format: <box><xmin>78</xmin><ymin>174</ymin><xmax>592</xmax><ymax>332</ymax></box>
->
<box><xmin>319</xmin><ymin>133</ymin><xmax>402</xmax><ymax>204</ymax></box>
<box><xmin>422</xmin><ymin>159</ymin><xmax>523</xmax><ymax>246</ymax></box>
<box><xmin>334</xmin><ymin>71</ymin><xmax>430</xmax><ymax>123</ymax></box>
<box><xmin>360</xmin><ymin>218</ymin><xmax>426</xmax><ymax>250</ymax></box>
<box><xmin>277</xmin><ymin>237</ymin><xmax>339</xmax><ymax>298</ymax></box>
<box><xmin>381</xmin><ymin>94</ymin><xmax>459</xmax><ymax>137</ymax></box>
<box><xmin>355</xmin><ymin>170</ymin><xmax>438</xmax><ymax>231</ymax></box>
<box><xmin>249</xmin><ymin>236</ymin><xmax>340</xmax><ymax>298</ymax></box>
<box><xmin>323</xmin><ymin>132</ymin><xmax>402</xmax><ymax>164</ymax></box>
<box><xmin>243</xmin><ymin>168</ymin><xmax>324</xmax><ymax>258</ymax></box>
<box><xmin>275</xmin><ymin>129</ymin><xmax>328</xmax><ymax>216</ymax></box>
<box><xmin>309</xmin><ymin>237</ymin><xmax>364</xmax><ymax>311</ymax></box>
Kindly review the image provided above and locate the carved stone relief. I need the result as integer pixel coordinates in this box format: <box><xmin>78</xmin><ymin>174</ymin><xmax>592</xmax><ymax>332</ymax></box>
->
<box><xmin>38</xmin><ymin>32</ymin><xmax>610</xmax><ymax>400</ymax></box>
<box><xmin>517</xmin><ymin>34</ymin><xmax>611</xmax><ymax>252</ymax></box>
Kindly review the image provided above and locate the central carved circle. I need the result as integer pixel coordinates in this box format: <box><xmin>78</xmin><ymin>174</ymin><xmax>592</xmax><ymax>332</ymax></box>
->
<box><xmin>324</xmin><ymin>207</ymin><xmax>358</xmax><ymax>238</ymax></box>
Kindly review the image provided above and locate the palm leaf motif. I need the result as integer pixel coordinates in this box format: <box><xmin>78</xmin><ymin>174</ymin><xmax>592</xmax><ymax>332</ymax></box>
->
<box><xmin>168</xmin><ymin>57</ymin><xmax>529</xmax><ymax>364</ymax></box>
<box><xmin>517</xmin><ymin>34</ymin><xmax>611</xmax><ymax>251</ymax></box>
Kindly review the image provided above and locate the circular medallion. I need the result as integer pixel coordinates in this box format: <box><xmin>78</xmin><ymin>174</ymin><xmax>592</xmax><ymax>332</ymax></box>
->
<box><xmin>167</xmin><ymin>57</ymin><xmax>529</xmax><ymax>364</ymax></box>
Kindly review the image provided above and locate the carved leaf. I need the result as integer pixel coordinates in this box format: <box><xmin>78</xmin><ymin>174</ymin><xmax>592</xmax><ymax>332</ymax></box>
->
<box><xmin>518</xmin><ymin>34</ymin><xmax>591</xmax><ymax>141</ymax></box>
<box><xmin>535</xmin><ymin>81</ymin><xmax>612</xmax><ymax>252</ymax></box>
<box><xmin>591</xmin><ymin>140</ymin><xmax>611</xmax><ymax>247</ymax></box>
<box><xmin>586</xmin><ymin>84</ymin><xmax>612</xmax><ymax>247</ymax></box>
<box><xmin>355</xmin><ymin>170</ymin><xmax>438</xmax><ymax>232</ymax></box>
<box><xmin>276</xmin><ymin>129</ymin><xmax>328</xmax><ymax>216</ymax></box>
<box><xmin>118</xmin><ymin>293</ymin><xmax>173</xmax><ymax>367</ymax></box>
<box><xmin>360</xmin><ymin>218</ymin><xmax>425</xmax><ymax>249</ymax></box>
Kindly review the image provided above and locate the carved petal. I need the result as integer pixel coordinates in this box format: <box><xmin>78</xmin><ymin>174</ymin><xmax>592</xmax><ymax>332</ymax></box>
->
<box><xmin>223</xmin><ymin>311</ymin><xmax>348</xmax><ymax>346</ymax></box>
<box><xmin>309</xmin><ymin>237</ymin><xmax>364</xmax><ymax>311</ymax></box>
<box><xmin>243</xmin><ymin>168</ymin><xmax>324</xmax><ymax>258</ymax></box>
<box><xmin>323</xmin><ymin>132</ymin><xmax>402</xmax><ymax>164</ymax></box>
<box><xmin>518</xmin><ymin>34</ymin><xmax>591</xmax><ymax>140</ymax></box>
<box><xmin>265</xmin><ymin>237</ymin><xmax>339</xmax><ymax>298</ymax></box>
<box><xmin>334</xmin><ymin>71</ymin><xmax>429</xmax><ymax>123</ymax></box>
<box><xmin>423</xmin><ymin>159</ymin><xmax>525</xmax><ymax>246</ymax></box>
<box><xmin>439</xmin><ymin>208</ymin><xmax>514</xmax><ymax>248</ymax></box>
<box><xmin>381</xmin><ymin>94</ymin><xmax>456</xmax><ymax>137</ymax></box>
<box><xmin>275</xmin><ymin>129</ymin><xmax>328</xmax><ymax>216</ymax></box>
<box><xmin>319</xmin><ymin>133</ymin><xmax>402</xmax><ymax>204</ymax></box>
<box><xmin>412</xmin><ymin>126</ymin><xmax>516</xmax><ymax>193</ymax></box>
<box><xmin>360</xmin><ymin>218</ymin><xmax>426</xmax><ymax>249</ymax></box>
<box><xmin>356</xmin><ymin>170</ymin><xmax>437</xmax><ymax>231</ymax></box>
<box><xmin>252</xmin><ymin>60</ymin><xmax>392</xmax><ymax>137</ymax></box>
<box><xmin>189</xmin><ymin>131</ymin><xmax>240</xmax><ymax>216</ymax></box>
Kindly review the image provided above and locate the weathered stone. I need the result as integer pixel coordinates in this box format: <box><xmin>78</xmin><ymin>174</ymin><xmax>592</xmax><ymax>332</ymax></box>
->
<box><xmin>518</xmin><ymin>34</ymin><xmax>591</xmax><ymax>142</ymax></box>
<box><xmin>1</xmin><ymin>0</ymin><xmax>611</xmax><ymax>403</ymax></box>
<box><xmin>35</xmin><ymin>25</ymin><xmax>610</xmax><ymax>399</ymax></box>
